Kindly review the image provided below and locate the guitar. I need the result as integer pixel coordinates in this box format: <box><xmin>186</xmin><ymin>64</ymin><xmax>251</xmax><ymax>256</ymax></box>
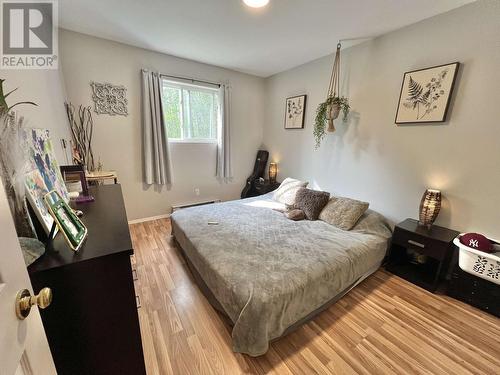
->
<box><xmin>240</xmin><ymin>150</ymin><xmax>269</xmax><ymax>199</ymax></box>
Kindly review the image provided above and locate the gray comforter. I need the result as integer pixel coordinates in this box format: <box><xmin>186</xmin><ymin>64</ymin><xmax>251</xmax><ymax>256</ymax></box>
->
<box><xmin>171</xmin><ymin>194</ymin><xmax>392</xmax><ymax>356</ymax></box>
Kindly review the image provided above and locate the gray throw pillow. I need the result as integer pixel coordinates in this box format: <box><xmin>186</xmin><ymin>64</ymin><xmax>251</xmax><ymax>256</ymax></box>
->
<box><xmin>319</xmin><ymin>196</ymin><xmax>369</xmax><ymax>230</ymax></box>
<box><xmin>293</xmin><ymin>188</ymin><xmax>330</xmax><ymax>220</ymax></box>
<box><xmin>272</xmin><ymin>177</ymin><xmax>308</xmax><ymax>206</ymax></box>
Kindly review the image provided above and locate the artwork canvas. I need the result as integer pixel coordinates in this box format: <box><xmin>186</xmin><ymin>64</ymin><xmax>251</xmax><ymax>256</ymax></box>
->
<box><xmin>395</xmin><ymin>62</ymin><xmax>459</xmax><ymax>124</ymax></box>
<box><xmin>284</xmin><ymin>95</ymin><xmax>306</xmax><ymax>129</ymax></box>
<box><xmin>23</xmin><ymin>129</ymin><xmax>68</xmax><ymax>235</ymax></box>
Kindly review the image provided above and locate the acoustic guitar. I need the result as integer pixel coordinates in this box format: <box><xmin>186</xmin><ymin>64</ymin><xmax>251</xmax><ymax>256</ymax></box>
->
<box><xmin>240</xmin><ymin>150</ymin><xmax>269</xmax><ymax>199</ymax></box>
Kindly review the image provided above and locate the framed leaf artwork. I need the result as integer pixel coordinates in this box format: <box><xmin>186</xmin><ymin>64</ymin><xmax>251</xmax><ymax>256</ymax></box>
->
<box><xmin>284</xmin><ymin>95</ymin><xmax>306</xmax><ymax>129</ymax></box>
<box><xmin>395</xmin><ymin>62</ymin><xmax>459</xmax><ymax>124</ymax></box>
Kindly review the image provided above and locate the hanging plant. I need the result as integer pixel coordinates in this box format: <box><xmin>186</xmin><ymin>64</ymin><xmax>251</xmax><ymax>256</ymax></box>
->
<box><xmin>314</xmin><ymin>96</ymin><xmax>350</xmax><ymax>149</ymax></box>
<box><xmin>313</xmin><ymin>43</ymin><xmax>350</xmax><ymax>149</ymax></box>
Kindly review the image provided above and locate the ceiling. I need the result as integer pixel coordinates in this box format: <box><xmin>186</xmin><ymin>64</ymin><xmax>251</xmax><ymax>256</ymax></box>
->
<box><xmin>59</xmin><ymin>0</ymin><xmax>475</xmax><ymax>77</ymax></box>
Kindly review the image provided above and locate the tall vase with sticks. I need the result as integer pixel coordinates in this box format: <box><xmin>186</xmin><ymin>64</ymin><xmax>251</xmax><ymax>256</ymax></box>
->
<box><xmin>65</xmin><ymin>103</ymin><xmax>95</xmax><ymax>172</ymax></box>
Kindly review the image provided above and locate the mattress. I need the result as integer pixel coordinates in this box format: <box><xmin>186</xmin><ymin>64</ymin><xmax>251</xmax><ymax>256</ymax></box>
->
<box><xmin>171</xmin><ymin>194</ymin><xmax>392</xmax><ymax>356</ymax></box>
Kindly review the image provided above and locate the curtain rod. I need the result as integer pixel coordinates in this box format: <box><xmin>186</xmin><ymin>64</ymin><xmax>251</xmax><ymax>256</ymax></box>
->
<box><xmin>160</xmin><ymin>73</ymin><xmax>221</xmax><ymax>88</ymax></box>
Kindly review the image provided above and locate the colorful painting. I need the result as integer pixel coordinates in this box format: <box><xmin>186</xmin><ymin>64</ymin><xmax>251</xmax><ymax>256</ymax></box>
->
<box><xmin>23</xmin><ymin>128</ymin><xmax>68</xmax><ymax>235</ymax></box>
<box><xmin>25</xmin><ymin>169</ymin><xmax>55</xmax><ymax>235</ymax></box>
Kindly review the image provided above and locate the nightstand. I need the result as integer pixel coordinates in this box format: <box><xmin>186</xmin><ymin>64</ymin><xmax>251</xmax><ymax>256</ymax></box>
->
<box><xmin>385</xmin><ymin>218</ymin><xmax>459</xmax><ymax>292</ymax></box>
<box><xmin>254</xmin><ymin>179</ymin><xmax>280</xmax><ymax>196</ymax></box>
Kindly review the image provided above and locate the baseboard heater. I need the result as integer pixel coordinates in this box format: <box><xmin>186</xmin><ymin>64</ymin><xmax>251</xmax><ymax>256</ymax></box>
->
<box><xmin>171</xmin><ymin>199</ymin><xmax>221</xmax><ymax>213</ymax></box>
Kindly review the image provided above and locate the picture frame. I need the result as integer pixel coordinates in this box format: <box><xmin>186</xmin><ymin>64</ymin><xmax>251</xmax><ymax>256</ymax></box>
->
<box><xmin>395</xmin><ymin>62</ymin><xmax>459</xmax><ymax>124</ymax></box>
<box><xmin>284</xmin><ymin>95</ymin><xmax>307</xmax><ymax>129</ymax></box>
<box><xmin>61</xmin><ymin>165</ymin><xmax>89</xmax><ymax>194</ymax></box>
<box><xmin>44</xmin><ymin>191</ymin><xmax>88</xmax><ymax>251</ymax></box>
<box><xmin>60</xmin><ymin>165</ymin><xmax>95</xmax><ymax>203</ymax></box>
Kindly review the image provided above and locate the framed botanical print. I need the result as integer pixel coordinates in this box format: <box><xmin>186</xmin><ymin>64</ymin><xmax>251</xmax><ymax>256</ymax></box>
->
<box><xmin>284</xmin><ymin>95</ymin><xmax>307</xmax><ymax>129</ymax></box>
<box><xmin>395</xmin><ymin>62</ymin><xmax>459</xmax><ymax>124</ymax></box>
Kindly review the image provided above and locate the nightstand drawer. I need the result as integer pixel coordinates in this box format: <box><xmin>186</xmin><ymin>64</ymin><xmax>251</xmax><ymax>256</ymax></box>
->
<box><xmin>392</xmin><ymin>228</ymin><xmax>448</xmax><ymax>260</ymax></box>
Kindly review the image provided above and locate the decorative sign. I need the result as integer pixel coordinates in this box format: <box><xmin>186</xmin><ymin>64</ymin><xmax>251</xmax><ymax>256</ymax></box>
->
<box><xmin>90</xmin><ymin>81</ymin><xmax>128</xmax><ymax>116</ymax></box>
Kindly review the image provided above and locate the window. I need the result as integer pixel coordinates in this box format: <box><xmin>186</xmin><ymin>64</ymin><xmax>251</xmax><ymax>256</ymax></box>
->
<box><xmin>161</xmin><ymin>78</ymin><xmax>220</xmax><ymax>142</ymax></box>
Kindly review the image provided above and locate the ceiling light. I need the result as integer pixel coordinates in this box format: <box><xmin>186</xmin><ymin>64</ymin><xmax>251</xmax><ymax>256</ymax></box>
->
<box><xmin>243</xmin><ymin>0</ymin><xmax>269</xmax><ymax>8</ymax></box>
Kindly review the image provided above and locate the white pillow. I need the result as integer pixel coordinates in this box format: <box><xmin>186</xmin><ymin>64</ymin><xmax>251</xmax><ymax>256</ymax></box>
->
<box><xmin>272</xmin><ymin>177</ymin><xmax>308</xmax><ymax>206</ymax></box>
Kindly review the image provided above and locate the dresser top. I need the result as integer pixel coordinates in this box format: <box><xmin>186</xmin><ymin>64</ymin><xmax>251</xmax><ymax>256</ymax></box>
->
<box><xmin>28</xmin><ymin>184</ymin><xmax>133</xmax><ymax>274</ymax></box>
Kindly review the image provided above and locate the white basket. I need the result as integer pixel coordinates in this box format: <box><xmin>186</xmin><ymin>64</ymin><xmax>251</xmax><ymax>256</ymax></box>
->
<box><xmin>453</xmin><ymin>236</ymin><xmax>500</xmax><ymax>285</ymax></box>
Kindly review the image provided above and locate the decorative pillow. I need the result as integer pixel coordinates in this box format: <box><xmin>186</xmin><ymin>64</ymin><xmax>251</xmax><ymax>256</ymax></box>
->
<box><xmin>319</xmin><ymin>196</ymin><xmax>369</xmax><ymax>230</ymax></box>
<box><xmin>272</xmin><ymin>177</ymin><xmax>308</xmax><ymax>206</ymax></box>
<box><xmin>284</xmin><ymin>209</ymin><xmax>306</xmax><ymax>221</ymax></box>
<box><xmin>293</xmin><ymin>188</ymin><xmax>330</xmax><ymax>220</ymax></box>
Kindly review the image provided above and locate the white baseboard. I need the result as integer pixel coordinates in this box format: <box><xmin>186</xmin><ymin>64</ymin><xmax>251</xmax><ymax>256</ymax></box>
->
<box><xmin>128</xmin><ymin>213</ymin><xmax>170</xmax><ymax>224</ymax></box>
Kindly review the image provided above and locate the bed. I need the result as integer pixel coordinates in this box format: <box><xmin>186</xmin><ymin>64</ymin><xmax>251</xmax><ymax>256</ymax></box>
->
<box><xmin>171</xmin><ymin>193</ymin><xmax>392</xmax><ymax>356</ymax></box>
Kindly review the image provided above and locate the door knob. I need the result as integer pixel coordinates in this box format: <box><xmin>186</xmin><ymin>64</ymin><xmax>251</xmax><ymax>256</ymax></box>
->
<box><xmin>15</xmin><ymin>287</ymin><xmax>53</xmax><ymax>320</ymax></box>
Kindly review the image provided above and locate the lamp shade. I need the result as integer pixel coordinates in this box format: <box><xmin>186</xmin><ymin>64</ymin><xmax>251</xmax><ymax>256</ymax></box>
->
<box><xmin>269</xmin><ymin>162</ymin><xmax>277</xmax><ymax>183</ymax></box>
<box><xmin>419</xmin><ymin>189</ymin><xmax>441</xmax><ymax>227</ymax></box>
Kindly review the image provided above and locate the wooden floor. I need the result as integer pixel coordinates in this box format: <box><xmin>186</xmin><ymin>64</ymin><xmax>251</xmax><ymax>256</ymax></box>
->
<box><xmin>130</xmin><ymin>218</ymin><xmax>500</xmax><ymax>375</ymax></box>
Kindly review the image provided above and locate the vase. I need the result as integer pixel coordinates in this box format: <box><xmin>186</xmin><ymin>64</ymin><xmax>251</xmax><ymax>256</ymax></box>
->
<box><xmin>326</xmin><ymin>103</ymin><xmax>340</xmax><ymax>132</ymax></box>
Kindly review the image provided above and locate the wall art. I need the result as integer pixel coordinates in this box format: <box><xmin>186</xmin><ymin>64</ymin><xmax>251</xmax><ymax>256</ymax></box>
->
<box><xmin>395</xmin><ymin>62</ymin><xmax>459</xmax><ymax>124</ymax></box>
<box><xmin>90</xmin><ymin>81</ymin><xmax>128</xmax><ymax>116</ymax></box>
<box><xmin>284</xmin><ymin>95</ymin><xmax>306</xmax><ymax>129</ymax></box>
<box><xmin>23</xmin><ymin>128</ymin><xmax>68</xmax><ymax>235</ymax></box>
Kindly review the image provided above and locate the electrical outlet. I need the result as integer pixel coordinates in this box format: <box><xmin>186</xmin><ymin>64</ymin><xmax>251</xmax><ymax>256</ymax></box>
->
<box><xmin>194</xmin><ymin>188</ymin><xmax>200</xmax><ymax>196</ymax></box>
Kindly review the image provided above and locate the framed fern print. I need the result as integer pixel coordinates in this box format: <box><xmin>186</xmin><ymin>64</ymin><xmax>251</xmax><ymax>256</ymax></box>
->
<box><xmin>395</xmin><ymin>62</ymin><xmax>459</xmax><ymax>124</ymax></box>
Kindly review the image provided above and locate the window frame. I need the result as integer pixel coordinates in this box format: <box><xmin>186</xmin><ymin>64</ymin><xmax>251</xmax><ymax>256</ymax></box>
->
<box><xmin>161</xmin><ymin>78</ymin><xmax>220</xmax><ymax>144</ymax></box>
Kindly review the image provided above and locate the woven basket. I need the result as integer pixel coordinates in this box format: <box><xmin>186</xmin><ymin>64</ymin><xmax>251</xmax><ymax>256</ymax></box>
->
<box><xmin>453</xmin><ymin>236</ymin><xmax>500</xmax><ymax>285</ymax></box>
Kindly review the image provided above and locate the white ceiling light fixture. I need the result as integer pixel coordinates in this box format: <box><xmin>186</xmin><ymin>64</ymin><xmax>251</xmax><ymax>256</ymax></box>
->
<box><xmin>243</xmin><ymin>0</ymin><xmax>269</xmax><ymax>8</ymax></box>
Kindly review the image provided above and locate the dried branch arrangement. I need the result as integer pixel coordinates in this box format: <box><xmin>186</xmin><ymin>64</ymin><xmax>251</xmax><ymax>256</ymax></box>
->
<box><xmin>65</xmin><ymin>102</ymin><xmax>95</xmax><ymax>171</ymax></box>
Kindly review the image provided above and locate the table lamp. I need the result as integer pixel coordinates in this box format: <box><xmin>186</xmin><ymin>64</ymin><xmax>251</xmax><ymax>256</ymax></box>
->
<box><xmin>269</xmin><ymin>163</ymin><xmax>277</xmax><ymax>184</ymax></box>
<box><xmin>419</xmin><ymin>189</ymin><xmax>441</xmax><ymax>228</ymax></box>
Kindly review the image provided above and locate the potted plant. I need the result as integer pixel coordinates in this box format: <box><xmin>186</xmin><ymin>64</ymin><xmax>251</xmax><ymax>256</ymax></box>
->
<box><xmin>0</xmin><ymin>79</ymin><xmax>37</xmax><ymax>237</ymax></box>
<box><xmin>313</xmin><ymin>43</ymin><xmax>350</xmax><ymax>149</ymax></box>
<box><xmin>314</xmin><ymin>96</ymin><xmax>350</xmax><ymax>149</ymax></box>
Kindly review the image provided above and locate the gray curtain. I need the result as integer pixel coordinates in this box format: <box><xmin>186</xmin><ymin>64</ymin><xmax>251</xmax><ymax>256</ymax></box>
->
<box><xmin>141</xmin><ymin>69</ymin><xmax>173</xmax><ymax>185</ymax></box>
<box><xmin>216</xmin><ymin>84</ymin><xmax>232</xmax><ymax>181</ymax></box>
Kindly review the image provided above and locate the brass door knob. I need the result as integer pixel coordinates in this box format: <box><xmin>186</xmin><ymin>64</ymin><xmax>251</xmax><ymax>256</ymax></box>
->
<box><xmin>15</xmin><ymin>287</ymin><xmax>53</xmax><ymax>320</ymax></box>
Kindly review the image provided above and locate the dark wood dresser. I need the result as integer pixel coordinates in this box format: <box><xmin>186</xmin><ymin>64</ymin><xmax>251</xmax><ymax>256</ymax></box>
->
<box><xmin>28</xmin><ymin>184</ymin><xmax>146</xmax><ymax>375</ymax></box>
<box><xmin>447</xmin><ymin>264</ymin><xmax>500</xmax><ymax>317</ymax></box>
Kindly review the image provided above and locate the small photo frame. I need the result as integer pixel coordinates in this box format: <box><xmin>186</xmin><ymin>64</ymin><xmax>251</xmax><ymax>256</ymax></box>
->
<box><xmin>60</xmin><ymin>165</ymin><xmax>94</xmax><ymax>203</ymax></box>
<box><xmin>284</xmin><ymin>95</ymin><xmax>307</xmax><ymax>129</ymax></box>
<box><xmin>395</xmin><ymin>62</ymin><xmax>459</xmax><ymax>124</ymax></box>
<box><xmin>44</xmin><ymin>191</ymin><xmax>88</xmax><ymax>251</ymax></box>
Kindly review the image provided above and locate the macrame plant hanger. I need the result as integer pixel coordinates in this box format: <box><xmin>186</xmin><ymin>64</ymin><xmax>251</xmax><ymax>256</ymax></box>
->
<box><xmin>326</xmin><ymin>42</ymin><xmax>342</xmax><ymax>132</ymax></box>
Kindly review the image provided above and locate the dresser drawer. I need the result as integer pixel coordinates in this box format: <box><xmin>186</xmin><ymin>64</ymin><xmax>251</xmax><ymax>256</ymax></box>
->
<box><xmin>447</xmin><ymin>267</ymin><xmax>500</xmax><ymax>317</ymax></box>
<box><xmin>392</xmin><ymin>228</ymin><xmax>449</xmax><ymax>260</ymax></box>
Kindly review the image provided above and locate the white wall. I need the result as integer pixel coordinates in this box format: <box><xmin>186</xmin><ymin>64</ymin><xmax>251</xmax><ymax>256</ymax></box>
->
<box><xmin>60</xmin><ymin>30</ymin><xmax>265</xmax><ymax>220</ymax></box>
<box><xmin>263</xmin><ymin>0</ymin><xmax>500</xmax><ymax>237</ymax></box>
<box><xmin>0</xmin><ymin>69</ymin><xmax>71</xmax><ymax>163</ymax></box>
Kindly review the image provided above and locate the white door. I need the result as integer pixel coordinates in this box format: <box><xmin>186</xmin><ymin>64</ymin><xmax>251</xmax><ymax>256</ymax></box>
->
<box><xmin>0</xmin><ymin>178</ymin><xmax>56</xmax><ymax>375</ymax></box>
